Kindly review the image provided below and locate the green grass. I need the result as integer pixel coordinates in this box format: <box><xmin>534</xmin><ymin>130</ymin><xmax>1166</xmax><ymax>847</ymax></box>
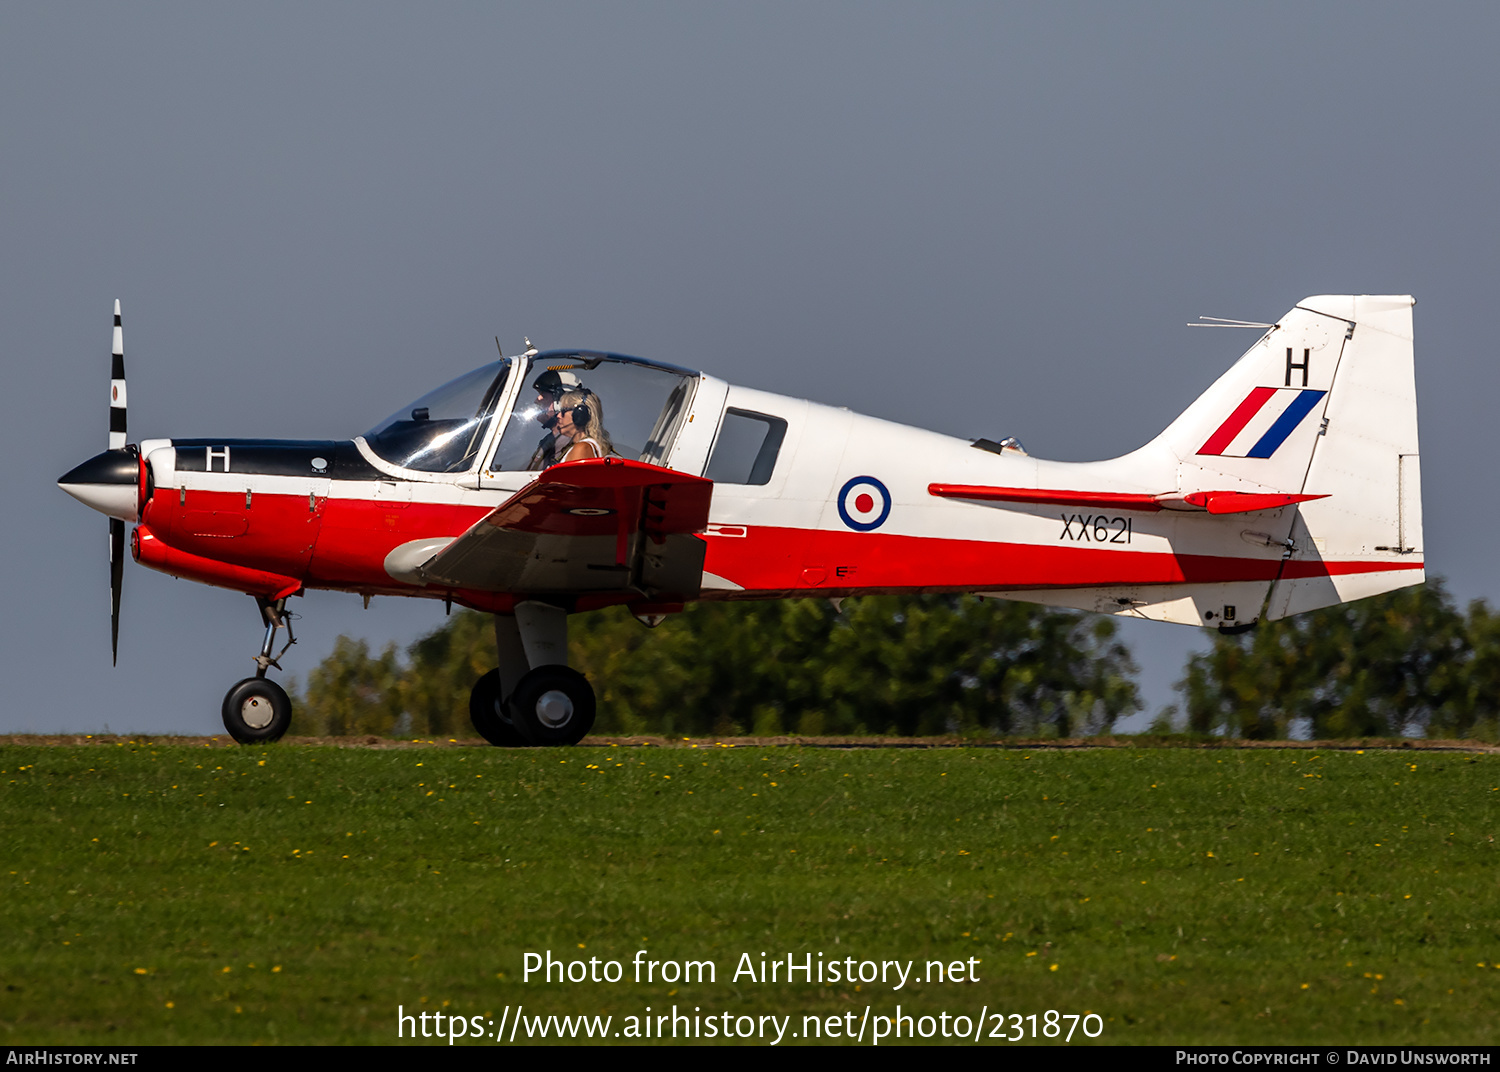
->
<box><xmin>1</xmin><ymin>742</ymin><xmax>1497</xmax><ymax>1045</ymax></box>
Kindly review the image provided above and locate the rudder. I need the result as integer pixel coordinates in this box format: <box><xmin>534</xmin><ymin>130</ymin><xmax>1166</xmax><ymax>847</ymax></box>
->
<box><xmin>1264</xmin><ymin>295</ymin><xmax>1423</xmax><ymax>618</ymax></box>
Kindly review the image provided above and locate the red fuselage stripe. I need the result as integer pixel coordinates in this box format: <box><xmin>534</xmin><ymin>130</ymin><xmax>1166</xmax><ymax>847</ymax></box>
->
<box><xmin>138</xmin><ymin>489</ymin><xmax>1421</xmax><ymax>599</ymax></box>
<box><xmin>703</xmin><ymin>524</ymin><xmax>1421</xmax><ymax>593</ymax></box>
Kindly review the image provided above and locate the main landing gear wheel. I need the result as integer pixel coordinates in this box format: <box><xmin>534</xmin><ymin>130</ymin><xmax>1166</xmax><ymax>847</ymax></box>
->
<box><xmin>508</xmin><ymin>665</ymin><xmax>596</xmax><ymax>747</ymax></box>
<box><xmin>222</xmin><ymin>677</ymin><xmax>292</xmax><ymax>744</ymax></box>
<box><xmin>469</xmin><ymin>669</ymin><xmax>530</xmax><ymax>747</ymax></box>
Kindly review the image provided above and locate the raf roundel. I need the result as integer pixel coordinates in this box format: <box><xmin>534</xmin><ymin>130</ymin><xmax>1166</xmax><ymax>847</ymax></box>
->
<box><xmin>837</xmin><ymin>476</ymin><xmax>892</xmax><ymax>531</ymax></box>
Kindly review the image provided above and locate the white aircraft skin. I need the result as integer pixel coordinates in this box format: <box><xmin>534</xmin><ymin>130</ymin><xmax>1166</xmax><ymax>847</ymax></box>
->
<box><xmin>58</xmin><ymin>295</ymin><xmax>1423</xmax><ymax>745</ymax></box>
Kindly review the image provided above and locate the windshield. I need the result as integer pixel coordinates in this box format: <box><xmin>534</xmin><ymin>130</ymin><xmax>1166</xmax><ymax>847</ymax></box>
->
<box><xmin>363</xmin><ymin>359</ymin><xmax>511</xmax><ymax>472</ymax></box>
<box><xmin>490</xmin><ymin>353</ymin><xmax>696</xmax><ymax>472</ymax></box>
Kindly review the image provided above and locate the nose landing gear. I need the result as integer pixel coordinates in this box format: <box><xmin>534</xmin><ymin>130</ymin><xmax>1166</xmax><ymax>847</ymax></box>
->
<box><xmin>221</xmin><ymin>596</ymin><xmax>297</xmax><ymax>744</ymax></box>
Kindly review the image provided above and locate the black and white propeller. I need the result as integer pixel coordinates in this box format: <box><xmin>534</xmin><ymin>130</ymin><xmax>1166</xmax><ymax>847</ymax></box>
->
<box><xmin>108</xmin><ymin>300</ymin><xmax>127</xmax><ymax>664</ymax></box>
<box><xmin>58</xmin><ymin>300</ymin><xmax>138</xmax><ymax>665</ymax></box>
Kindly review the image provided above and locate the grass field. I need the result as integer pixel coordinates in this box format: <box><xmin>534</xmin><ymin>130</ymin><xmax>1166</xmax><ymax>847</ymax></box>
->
<box><xmin>1</xmin><ymin>739</ymin><xmax>1496</xmax><ymax>1046</ymax></box>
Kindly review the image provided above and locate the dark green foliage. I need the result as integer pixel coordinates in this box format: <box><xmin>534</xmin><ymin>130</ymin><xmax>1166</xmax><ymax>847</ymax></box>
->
<box><xmin>294</xmin><ymin>596</ymin><xmax>1141</xmax><ymax>737</ymax></box>
<box><xmin>293</xmin><ymin>636</ymin><xmax>402</xmax><ymax>737</ymax></box>
<box><xmin>574</xmin><ymin>595</ymin><xmax>1140</xmax><ymax>737</ymax></box>
<box><xmin>1179</xmin><ymin>580</ymin><xmax>1499</xmax><ymax>740</ymax></box>
<box><xmin>399</xmin><ymin>610</ymin><xmax>499</xmax><ymax>737</ymax></box>
<box><xmin>292</xmin><ymin>612</ymin><xmax>496</xmax><ymax>738</ymax></box>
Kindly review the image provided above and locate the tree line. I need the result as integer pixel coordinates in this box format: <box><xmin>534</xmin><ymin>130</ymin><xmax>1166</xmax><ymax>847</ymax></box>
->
<box><xmin>291</xmin><ymin>594</ymin><xmax>1140</xmax><ymax>738</ymax></box>
<box><xmin>1177</xmin><ymin>580</ymin><xmax>1499</xmax><ymax>740</ymax></box>
<box><xmin>291</xmin><ymin>581</ymin><xmax>1500</xmax><ymax>741</ymax></box>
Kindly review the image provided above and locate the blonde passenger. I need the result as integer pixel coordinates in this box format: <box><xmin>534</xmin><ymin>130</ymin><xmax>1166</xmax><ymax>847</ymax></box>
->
<box><xmin>553</xmin><ymin>388</ymin><xmax>612</xmax><ymax>463</ymax></box>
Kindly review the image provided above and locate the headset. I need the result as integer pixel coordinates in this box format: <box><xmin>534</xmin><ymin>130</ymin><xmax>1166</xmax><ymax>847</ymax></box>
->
<box><xmin>569</xmin><ymin>392</ymin><xmax>594</xmax><ymax>431</ymax></box>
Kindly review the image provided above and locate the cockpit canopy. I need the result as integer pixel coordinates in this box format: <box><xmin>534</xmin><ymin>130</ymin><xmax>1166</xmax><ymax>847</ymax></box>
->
<box><xmin>362</xmin><ymin>350</ymin><xmax>699</xmax><ymax>474</ymax></box>
<box><xmin>489</xmin><ymin>352</ymin><xmax>696</xmax><ymax>472</ymax></box>
<box><xmin>364</xmin><ymin>359</ymin><xmax>512</xmax><ymax>473</ymax></box>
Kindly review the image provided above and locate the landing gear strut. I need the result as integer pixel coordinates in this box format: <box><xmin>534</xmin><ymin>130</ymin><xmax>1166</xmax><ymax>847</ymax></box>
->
<box><xmin>221</xmin><ymin>596</ymin><xmax>296</xmax><ymax>744</ymax></box>
<box><xmin>470</xmin><ymin>601</ymin><xmax>596</xmax><ymax>747</ymax></box>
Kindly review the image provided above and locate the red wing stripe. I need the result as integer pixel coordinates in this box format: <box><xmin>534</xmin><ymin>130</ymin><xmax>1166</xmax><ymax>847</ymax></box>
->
<box><xmin>1199</xmin><ymin>386</ymin><xmax>1276</xmax><ymax>456</ymax></box>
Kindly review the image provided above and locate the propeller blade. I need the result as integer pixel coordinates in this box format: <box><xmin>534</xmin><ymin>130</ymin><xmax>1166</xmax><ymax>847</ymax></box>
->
<box><xmin>110</xmin><ymin>517</ymin><xmax>124</xmax><ymax>666</ymax></box>
<box><xmin>109</xmin><ymin>299</ymin><xmax>126</xmax><ymax>450</ymax></box>
<box><xmin>109</xmin><ymin>300</ymin><xmax>126</xmax><ymax>664</ymax></box>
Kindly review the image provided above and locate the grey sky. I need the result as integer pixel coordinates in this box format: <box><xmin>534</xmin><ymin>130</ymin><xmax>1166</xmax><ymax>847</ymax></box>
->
<box><xmin>5</xmin><ymin>3</ymin><xmax>1495</xmax><ymax>733</ymax></box>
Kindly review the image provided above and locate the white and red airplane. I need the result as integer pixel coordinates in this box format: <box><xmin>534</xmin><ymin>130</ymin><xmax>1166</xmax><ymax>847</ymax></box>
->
<box><xmin>60</xmin><ymin>295</ymin><xmax>1423</xmax><ymax>746</ymax></box>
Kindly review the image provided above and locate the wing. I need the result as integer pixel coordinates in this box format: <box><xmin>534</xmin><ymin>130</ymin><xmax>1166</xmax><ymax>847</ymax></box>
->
<box><xmin>419</xmin><ymin>458</ymin><xmax>713</xmax><ymax>601</ymax></box>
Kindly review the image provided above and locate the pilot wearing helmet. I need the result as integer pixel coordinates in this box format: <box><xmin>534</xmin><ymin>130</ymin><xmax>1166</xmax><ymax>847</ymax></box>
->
<box><xmin>526</xmin><ymin>368</ymin><xmax>583</xmax><ymax>470</ymax></box>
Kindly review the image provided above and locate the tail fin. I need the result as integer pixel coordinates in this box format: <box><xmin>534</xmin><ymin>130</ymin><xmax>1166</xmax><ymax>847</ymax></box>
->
<box><xmin>991</xmin><ymin>296</ymin><xmax>1422</xmax><ymax>630</ymax></box>
<box><xmin>1155</xmin><ymin>294</ymin><xmax>1423</xmax><ymax>619</ymax></box>
<box><xmin>1155</xmin><ymin>301</ymin><xmax>1351</xmax><ymax>495</ymax></box>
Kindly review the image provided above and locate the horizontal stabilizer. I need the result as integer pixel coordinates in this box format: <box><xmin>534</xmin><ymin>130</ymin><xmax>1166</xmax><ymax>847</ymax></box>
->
<box><xmin>928</xmin><ymin>483</ymin><xmax>1164</xmax><ymax>511</ymax></box>
<box><xmin>928</xmin><ymin>483</ymin><xmax>1326</xmax><ymax>516</ymax></box>
<box><xmin>1170</xmin><ymin>490</ymin><xmax>1328</xmax><ymax>515</ymax></box>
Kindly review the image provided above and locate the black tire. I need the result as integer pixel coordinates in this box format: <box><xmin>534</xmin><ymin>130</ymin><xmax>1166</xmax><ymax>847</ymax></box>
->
<box><xmin>221</xmin><ymin>677</ymin><xmax>292</xmax><ymax>744</ymax></box>
<box><xmin>508</xmin><ymin>665</ymin><xmax>596</xmax><ymax>746</ymax></box>
<box><xmin>469</xmin><ymin>669</ymin><xmax>530</xmax><ymax>747</ymax></box>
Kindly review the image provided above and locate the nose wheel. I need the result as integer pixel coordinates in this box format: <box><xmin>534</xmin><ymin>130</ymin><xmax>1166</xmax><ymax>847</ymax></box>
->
<box><xmin>221</xmin><ymin>595</ymin><xmax>297</xmax><ymax>744</ymax></box>
<box><xmin>222</xmin><ymin>677</ymin><xmax>292</xmax><ymax>744</ymax></box>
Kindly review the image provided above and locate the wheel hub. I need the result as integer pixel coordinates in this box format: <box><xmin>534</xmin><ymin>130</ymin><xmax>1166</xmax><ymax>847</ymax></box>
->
<box><xmin>534</xmin><ymin>689</ymin><xmax>574</xmax><ymax>728</ymax></box>
<box><xmin>240</xmin><ymin>695</ymin><xmax>275</xmax><ymax>730</ymax></box>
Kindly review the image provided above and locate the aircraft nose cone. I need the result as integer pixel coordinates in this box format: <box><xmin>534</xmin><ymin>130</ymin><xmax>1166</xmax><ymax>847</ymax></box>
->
<box><xmin>59</xmin><ymin>450</ymin><xmax>139</xmax><ymax>521</ymax></box>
